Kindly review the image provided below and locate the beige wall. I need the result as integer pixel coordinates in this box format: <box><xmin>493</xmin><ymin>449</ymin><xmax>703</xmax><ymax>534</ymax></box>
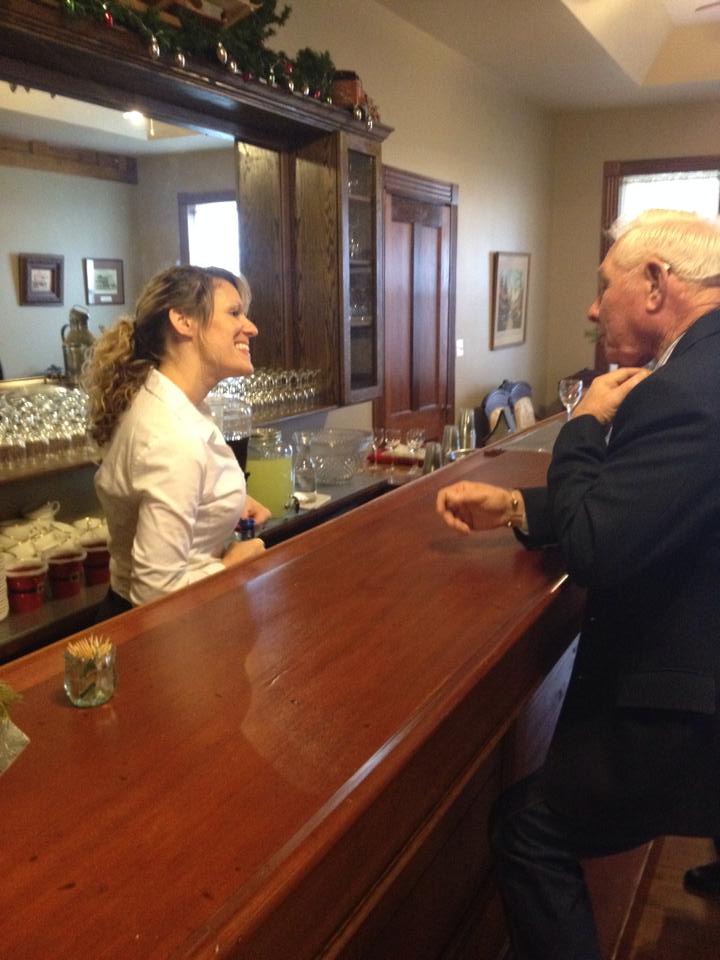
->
<box><xmin>547</xmin><ymin>102</ymin><xmax>720</xmax><ymax>406</ymax></box>
<box><xmin>275</xmin><ymin>0</ymin><xmax>555</xmax><ymax>415</ymax></box>
<box><xmin>0</xmin><ymin>145</ymin><xmax>235</xmax><ymax>380</ymax></box>
<box><xmin>0</xmin><ymin>167</ymin><xmax>136</xmax><ymax>378</ymax></box>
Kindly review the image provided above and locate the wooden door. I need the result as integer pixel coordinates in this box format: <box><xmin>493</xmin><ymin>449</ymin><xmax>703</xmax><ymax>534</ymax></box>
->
<box><xmin>381</xmin><ymin>167</ymin><xmax>458</xmax><ymax>440</ymax></box>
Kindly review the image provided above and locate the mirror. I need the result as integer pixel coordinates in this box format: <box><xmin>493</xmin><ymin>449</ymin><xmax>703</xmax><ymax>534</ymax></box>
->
<box><xmin>0</xmin><ymin>82</ymin><xmax>238</xmax><ymax>380</ymax></box>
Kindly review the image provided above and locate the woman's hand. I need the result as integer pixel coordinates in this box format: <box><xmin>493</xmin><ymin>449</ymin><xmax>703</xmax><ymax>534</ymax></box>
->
<box><xmin>243</xmin><ymin>495</ymin><xmax>272</xmax><ymax>525</ymax></box>
<box><xmin>221</xmin><ymin>537</ymin><xmax>266</xmax><ymax>568</ymax></box>
<box><xmin>436</xmin><ymin>481</ymin><xmax>525</xmax><ymax>535</ymax></box>
<box><xmin>572</xmin><ymin>367</ymin><xmax>651</xmax><ymax>425</ymax></box>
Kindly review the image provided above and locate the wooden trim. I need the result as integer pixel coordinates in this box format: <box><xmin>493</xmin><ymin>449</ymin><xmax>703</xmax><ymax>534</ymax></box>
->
<box><xmin>384</xmin><ymin>165</ymin><xmax>459</xmax><ymax>207</ymax></box>
<box><xmin>0</xmin><ymin>0</ymin><xmax>393</xmax><ymax>152</ymax></box>
<box><xmin>0</xmin><ymin>133</ymin><xmax>138</xmax><ymax>183</ymax></box>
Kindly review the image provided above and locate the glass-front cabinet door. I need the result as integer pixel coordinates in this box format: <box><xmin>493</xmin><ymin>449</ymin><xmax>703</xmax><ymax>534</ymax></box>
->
<box><xmin>340</xmin><ymin>133</ymin><xmax>383</xmax><ymax>403</ymax></box>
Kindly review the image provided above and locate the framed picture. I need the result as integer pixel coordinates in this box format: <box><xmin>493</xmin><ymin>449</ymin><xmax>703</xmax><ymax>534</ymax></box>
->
<box><xmin>18</xmin><ymin>254</ymin><xmax>64</xmax><ymax>305</ymax></box>
<box><xmin>83</xmin><ymin>257</ymin><xmax>125</xmax><ymax>305</ymax></box>
<box><xmin>490</xmin><ymin>252</ymin><xmax>530</xmax><ymax>349</ymax></box>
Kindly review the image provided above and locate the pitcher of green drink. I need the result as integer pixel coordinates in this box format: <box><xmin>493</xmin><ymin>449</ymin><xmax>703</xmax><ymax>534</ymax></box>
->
<box><xmin>245</xmin><ymin>429</ymin><xmax>294</xmax><ymax>517</ymax></box>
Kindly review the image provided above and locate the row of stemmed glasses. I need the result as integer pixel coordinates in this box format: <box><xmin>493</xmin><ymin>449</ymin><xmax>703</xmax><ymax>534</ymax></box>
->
<box><xmin>370</xmin><ymin>426</ymin><xmax>427</xmax><ymax>483</ymax></box>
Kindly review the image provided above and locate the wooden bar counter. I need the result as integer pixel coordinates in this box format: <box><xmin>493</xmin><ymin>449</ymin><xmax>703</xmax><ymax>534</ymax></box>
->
<box><xmin>0</xmin><ymin>446</ymin><xmax>587</xmax><ymax>959</ymax></box>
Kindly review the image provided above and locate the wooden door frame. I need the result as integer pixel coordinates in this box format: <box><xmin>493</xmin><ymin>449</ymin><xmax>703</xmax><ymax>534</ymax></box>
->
<box><xmin>378</xmin><ymin>165</ymin><xmax>459</xmax><ymax>428</ymax></box>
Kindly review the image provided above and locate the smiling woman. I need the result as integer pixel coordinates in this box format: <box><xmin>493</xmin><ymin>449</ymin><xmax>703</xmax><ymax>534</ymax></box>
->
<box><xmin>84</xmin><ymin>265</ymin><xmax>268</xmax><ymax>616</ymax></box>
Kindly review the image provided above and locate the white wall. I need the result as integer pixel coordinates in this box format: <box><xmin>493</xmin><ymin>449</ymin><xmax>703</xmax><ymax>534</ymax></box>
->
<box><xmin>275</xmin><ymin>0</ymin><xmax>555</xmax><ymax>414</ymax></box>
<box><xmin>546</xmin><ymin>101</ymin><xmax>720</xmax><ymax>406</ymax></box>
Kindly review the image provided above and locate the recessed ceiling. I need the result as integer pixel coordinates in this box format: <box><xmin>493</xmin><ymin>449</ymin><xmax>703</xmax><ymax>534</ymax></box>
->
<box><xmin>0</xmin><ymin>84</ymin><xmax>232</xmax><ymax>154</ymax></box>
<box><xmin>373</xmin><ymin>0</ymin><xmax>720</xmax><ymax>110</ymax></box>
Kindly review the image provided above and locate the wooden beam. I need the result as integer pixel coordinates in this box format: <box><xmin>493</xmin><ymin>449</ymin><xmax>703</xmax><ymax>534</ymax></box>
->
<box><xmin>0</xmin><ymin>134</ymin><xmax>138</xmax><ymax>183</ymax></box>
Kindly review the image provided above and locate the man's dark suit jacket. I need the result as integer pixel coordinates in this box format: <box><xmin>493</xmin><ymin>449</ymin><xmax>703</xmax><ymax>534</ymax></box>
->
<box><xmin>522</xmin><ymin>308</ymin><xmax>720</xmax><ymax>839</ymax></box>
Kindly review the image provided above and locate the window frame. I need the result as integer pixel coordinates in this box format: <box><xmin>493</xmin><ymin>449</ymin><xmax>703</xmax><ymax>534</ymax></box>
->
<box><xmin>177</xmin><ymin>189</ymin><xmax>238</xmax><ymax>266</ymax></box>
<box><xmin>601</xmin><ymin>155</ymin><xmax>720</xmax><ymax>259</ymax></box>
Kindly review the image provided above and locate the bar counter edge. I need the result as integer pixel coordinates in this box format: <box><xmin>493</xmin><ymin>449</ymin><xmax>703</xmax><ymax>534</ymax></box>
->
<box><xmin>0</xmin><ymin>443</ymin><xmax>635</xmax><ymax>960</ymax></box>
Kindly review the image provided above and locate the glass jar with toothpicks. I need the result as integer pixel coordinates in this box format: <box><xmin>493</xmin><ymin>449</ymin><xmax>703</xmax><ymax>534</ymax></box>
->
<box><xmin>64</xmin><ymin>634</ymin><xmax>116</xmax><ymax>708</ymax></box>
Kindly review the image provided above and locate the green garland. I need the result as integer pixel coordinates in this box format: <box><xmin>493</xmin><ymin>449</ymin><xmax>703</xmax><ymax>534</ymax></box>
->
<box><xmin>60</xmin><ymin>0</ymin><xmax>336</xmax><ymax>98</ymax></box>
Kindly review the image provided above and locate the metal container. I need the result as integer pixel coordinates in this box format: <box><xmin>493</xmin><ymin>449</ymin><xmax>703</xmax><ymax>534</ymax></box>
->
<box><xmin>61</xmin><ymin>307</ymin><xmax>94</xmax><ymax>383</ymax></box>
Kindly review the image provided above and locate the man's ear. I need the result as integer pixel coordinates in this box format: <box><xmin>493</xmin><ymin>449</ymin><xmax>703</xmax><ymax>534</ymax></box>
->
<box><xmin>168</xmin><ymin>307</ymin><xmax>194</xmax><ymax>337</ymax></box>
<box><xmin>644</xmin><ymin>260</ymin><xmax>668</xmax><ymax>312</ymax></box>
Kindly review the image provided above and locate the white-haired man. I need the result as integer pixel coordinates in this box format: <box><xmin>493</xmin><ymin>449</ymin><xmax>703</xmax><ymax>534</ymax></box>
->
<box><xmin>437</xmin><ymin>210</ymin><xmax>720</xmax><ymax>959</ymax></box>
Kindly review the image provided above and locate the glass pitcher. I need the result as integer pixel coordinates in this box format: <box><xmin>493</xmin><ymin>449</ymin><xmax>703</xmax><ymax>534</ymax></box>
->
<box><xmin>245</xmin><ymin>428</ymin><xmax>294</xmax><ymax>517</ymax></box>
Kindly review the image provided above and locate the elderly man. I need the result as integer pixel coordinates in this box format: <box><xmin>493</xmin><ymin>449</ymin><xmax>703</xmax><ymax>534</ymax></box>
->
<box><xmin>437</xmin><ymin>210</ymin><xmax>720</xmax><ymax>960</ymax></box>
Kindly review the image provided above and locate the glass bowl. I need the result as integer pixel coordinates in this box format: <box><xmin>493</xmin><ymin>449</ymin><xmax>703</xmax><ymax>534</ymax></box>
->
<box><xmin>306</xmin><ymin>429</ymin><xmax>372</xmax><ymax>484</ymax></box>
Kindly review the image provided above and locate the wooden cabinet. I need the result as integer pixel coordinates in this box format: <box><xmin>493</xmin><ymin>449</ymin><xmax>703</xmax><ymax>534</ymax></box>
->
<box><xmin>238</xmin><ymin>130</ymin><xmax>385</xmax><ymax>408</ymax></box>
<box><xmin>0</xmin><ymin>0</ymin><xmax>392</xmax><ymax>416</ymax></box>
<box><xmin>339</xmin><ymin>132</ymin><xmax>384</xmax><ymax>403</ymax></box>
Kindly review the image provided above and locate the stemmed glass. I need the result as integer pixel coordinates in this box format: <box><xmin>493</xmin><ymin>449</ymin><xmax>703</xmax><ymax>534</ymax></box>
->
<box><xmin>558</xmin><ymin>378</ymin><xmax>583</xmax><ymax>419</ymax></box>
<box><xmin>370</xmin><ymin>428</ymin><xmax>385</xmax><ymax>472</ymax></box>
<box><xmin>385</xmin><ymin>428</ymin><xmax>401</xmax><ymax>484</ymax></box>
<box><xmin>405</xmin><ymin>427</ymin><xmax>426</xmax><ymax>478</ymax></box>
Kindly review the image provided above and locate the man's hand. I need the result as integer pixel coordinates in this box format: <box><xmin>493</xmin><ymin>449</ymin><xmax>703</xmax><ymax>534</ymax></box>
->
<box><xmin>436</xmin><ymin>481</ymin><xmax>524</xmax><ymax>535</ymax></box>
<box><xmin>572</xmin><ymin>367</ymin><xmax>651</xmax><ymax>425</ymax></box>
<box><xmin>222</xmin><ymin>537</ymin><xmax>266</xmax><ymax>568</ymax></box>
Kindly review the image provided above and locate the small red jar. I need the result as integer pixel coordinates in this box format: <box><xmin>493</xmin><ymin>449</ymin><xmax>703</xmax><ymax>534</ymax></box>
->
<box><xmin>6</xmin><ymin>560</ymin><xmax>48</xmax><ymax>613</ymax></box>
<box><xmin>81</xmin><ymin>539</ymin><xmax>111</xmax><ymax>586</ymax></box>
<box><xmin>45</xmin><ymin>547</ymin><xmax>87</xmax><ymax>600</ymax></box>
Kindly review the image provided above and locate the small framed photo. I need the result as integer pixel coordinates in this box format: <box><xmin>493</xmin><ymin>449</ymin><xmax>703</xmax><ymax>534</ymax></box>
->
<box><xmin>19</xmin><ymin>254</ymin><xmax>64</xmax><ymax>305</ymax></box>
<box><xmin>490</xmin><ymin>252</ymin><xmax>530</xmax><ymax>350</ymax></box>
<box><xmin>83</xmin><ymin>257</ymin><xmax>125</xmax><ymax>305</ymax></box>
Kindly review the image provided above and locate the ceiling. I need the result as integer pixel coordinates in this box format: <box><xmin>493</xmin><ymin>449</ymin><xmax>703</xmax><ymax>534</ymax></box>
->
<box><xmin>3</xmin><ymin>0</ymin><xmax>720</xmax><ymax>151</ymax></box>
<box><xmin>374</xmin><ymin>0</ymin><xmax>720</xmax><ymax>110</ymax></box>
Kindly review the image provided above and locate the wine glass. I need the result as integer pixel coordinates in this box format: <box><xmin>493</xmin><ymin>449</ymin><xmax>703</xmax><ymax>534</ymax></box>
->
<box><xmin>558</xmin><ymin>378</ymin><xmax>583</xmax><ymax>419</ymax></box>
<box><xmin>385</xmin><ymin>428</ymin><xmax>401</xmax><ymax>484</ymax></box>
<box><xmin>441</xmin><ymin>424</ymin><xmax>460</xmax><ymax>464</ymax></box>
<box><xmin>370</xmin><ymin>428</ymin><xmax>385</xmax><ymax>472</ymax></box>
<box><xmin>405</xmin><ymin>427</ymin><xmax>425</xmax><ymax>477</ymax></box>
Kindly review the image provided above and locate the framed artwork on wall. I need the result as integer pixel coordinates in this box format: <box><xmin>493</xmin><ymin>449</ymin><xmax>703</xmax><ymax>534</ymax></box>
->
<box><xmin>18</xmin><ymin>253</ymin><xmax>64</xmax><ymax>305</ymax></box>
<box><xmin>83</xmin><ymin>257</ymin><xmax>125</xmax><ymax>305</ymax></box>
<box><xmin>490</xmin><ymin>252</ymin><xmax>530</xmax><ymax>350</ymax></box>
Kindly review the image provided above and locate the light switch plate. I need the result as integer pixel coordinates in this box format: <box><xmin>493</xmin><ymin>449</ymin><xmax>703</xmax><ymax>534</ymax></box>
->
<box><xmin>456</xmin><ymin>338</ymin><xmax>464</xmax><ymax>358</ymax></box>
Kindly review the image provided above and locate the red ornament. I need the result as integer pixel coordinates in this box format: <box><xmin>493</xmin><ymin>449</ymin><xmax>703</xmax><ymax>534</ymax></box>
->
<box><xmin>283</xmin><ymin>60</ymin><xmax>293</xmax><ymax>75</ymax></box>
<box><xmin>102</xmin><ymin>4</ymin><xmax>113</xmax><ymax>25</ymax></box>
<box><xmin>313</xmin><ymin>89</ymin><xmax>321</xmax><ymax>99</ymax></box>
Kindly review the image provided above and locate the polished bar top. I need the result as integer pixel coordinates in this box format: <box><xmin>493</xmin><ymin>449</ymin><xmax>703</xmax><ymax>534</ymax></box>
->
<box><xmin>0</xmin><ymin>446</ymin><xmax>583</xmax><ymax>959</ymax></box>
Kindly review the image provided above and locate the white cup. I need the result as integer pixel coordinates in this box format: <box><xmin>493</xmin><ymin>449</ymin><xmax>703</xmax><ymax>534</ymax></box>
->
<box><xmin>72</xmin><ymin>516</ymin><xmax>104</xmax><ymax>533</ymax></box>
<box><xmin>7</xmin><ymin>540</ymin><xmax>39</xmax><ymax>560</ymax></box>
<box><xmin>52</xmin><ymin>521</ymin><xmax>77</xmax><ymax>536</ymax></box>
<box><xmin>0</xmin><ymin>520</ymin><xmax>37</xmax><ymax>542</ymax></box>
<box><xmin>23</xmin><ymin>500</ymin><xmax>61</xmax><ymax>525</ymax></box>
<box><xmin>32</xmin><ymin>530</ymin><xmax>64</xmax><ymax>553</ymax></box>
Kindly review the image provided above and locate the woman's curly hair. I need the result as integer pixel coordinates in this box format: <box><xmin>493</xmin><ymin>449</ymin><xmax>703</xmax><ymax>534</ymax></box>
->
<box><xmin>83</xmin><ymin>265</ymin><xmax>250</xmax><ymax>446</ymax></box>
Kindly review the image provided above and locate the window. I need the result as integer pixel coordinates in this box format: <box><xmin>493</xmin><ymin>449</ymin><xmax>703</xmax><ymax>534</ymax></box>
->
<box><xmin>178</xmin><ymin>191</ymin><xmax>240</xmax><ymax>274</ymax></box>
<box><xmin>601</xmin><ymin>156</ymin><xmax>720</xmax><ymax>258</ymax></box>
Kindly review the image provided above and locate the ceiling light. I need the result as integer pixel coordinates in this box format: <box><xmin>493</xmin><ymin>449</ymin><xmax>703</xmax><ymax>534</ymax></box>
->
<box><xmin>122</xmin><ymin>110</ymin><xmax>145</xmax><ymax>126</ymax></box>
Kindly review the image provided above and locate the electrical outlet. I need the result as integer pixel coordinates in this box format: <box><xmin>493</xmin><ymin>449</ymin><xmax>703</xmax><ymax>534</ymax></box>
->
<box><xmin>456</xmin><ymin>338</ymin><xmax>464</xmax><ymax>358</ymax></box>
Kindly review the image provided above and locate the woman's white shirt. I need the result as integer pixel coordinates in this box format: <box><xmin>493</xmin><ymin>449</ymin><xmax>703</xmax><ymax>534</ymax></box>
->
<box><xmin>95</xmin><ymin>368</ymin><xmax>245</xmax><ymax>606</ymax></box>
